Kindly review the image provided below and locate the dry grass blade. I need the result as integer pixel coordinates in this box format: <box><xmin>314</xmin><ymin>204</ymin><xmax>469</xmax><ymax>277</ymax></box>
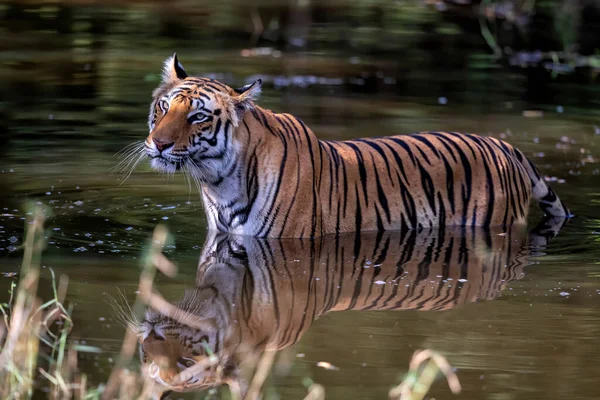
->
<box><xmin>303</xmin><ymin>383</ymin><xmax>325</xmax><ymax>400</ymax></box>
<box><xmin>144</xmin><ymin>291</ymin><xmax>214</xmax><ymax>331</ymax></box>
<box><xmin>0</xmin><ymin>206</ymin><xmax>46</xmax><ymax>398</ymax></box>
<box><xmin>152</xmin><ymin>253</ymin><xmax>178</xmax><ymax>278</ymax></box>
<box><xmin>389</xmin><ymin>349</ymin><xmax>461</xmax><ymax>400</ymax></box>
<box><xmin>101</xmin><ymin>224</ymin><xmax>172</xmax><ymax>400</ymax></box>
<box><xmin>170</xmin><ymin>352</ymin><xmax>219</xmax><ymax>386</ymax></box>
<box><xmin>245</xmin><ymin>350</ymin><xmax>277</xmax><ymax>400</ymax></box>
<box><xmin>0</xmin><ymin>205</ymin><xmax>112</xmax><ymax>399</ymax></box>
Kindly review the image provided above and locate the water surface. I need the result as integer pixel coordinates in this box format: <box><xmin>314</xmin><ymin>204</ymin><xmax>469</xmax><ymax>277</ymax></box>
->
<box><xmin>1</xmin><ymin>13</ymin><xmax>600</xmax><ymax>400</ymax></box>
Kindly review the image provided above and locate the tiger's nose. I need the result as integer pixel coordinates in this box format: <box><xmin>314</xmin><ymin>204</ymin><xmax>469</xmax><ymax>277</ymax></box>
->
<box><xmin>152</xmin><ymin>138</ymin><xmax>174</xmax><ymax>152</ymax></box>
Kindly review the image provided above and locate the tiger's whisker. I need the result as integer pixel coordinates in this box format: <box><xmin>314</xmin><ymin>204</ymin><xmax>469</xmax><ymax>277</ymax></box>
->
<box><xmin>118</xmin><ymin>152</ymin><xmax>147</xmax><ymax>187</ymax></box>
<box><xmin>111</xmin><ymin>144</ymin><xmax>145</xmax><ymax>175</ymax></box>
<box><xmin>113</xmin><ymin>143</ymin><xmax>144</xmax><ymax>165</ymax></box>
<box><xmin>190</xmin><ymin>165</ymin><xmax>208</xmax><ymax>197</ymax></box>
<box><xmin>114</xmin><ymin>141</ymin><xmax>144</xmax><ymax>157</ymax></box>
<box><xmin>187</xmin><ymin>157</ymin><xmax>215</xmax><ymax>195</ymax></box>
<box><xmin>183</xmin><ymin>159</ymin><xmax>195</xmax><ymax>199</ymax></box>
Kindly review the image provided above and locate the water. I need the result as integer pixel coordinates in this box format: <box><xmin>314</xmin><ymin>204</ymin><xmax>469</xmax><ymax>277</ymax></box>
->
<box><xmin>1</xmin><ymin>4</ymin><xmax>600</xmax><ymax>399</ymax></box>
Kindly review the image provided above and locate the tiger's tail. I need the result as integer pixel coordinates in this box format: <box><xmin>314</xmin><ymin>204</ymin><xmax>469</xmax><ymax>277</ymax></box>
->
<box><xmin>517</xmin><ymin>151</ymin><xmax>572</xmax><ymax>218</ymax></box>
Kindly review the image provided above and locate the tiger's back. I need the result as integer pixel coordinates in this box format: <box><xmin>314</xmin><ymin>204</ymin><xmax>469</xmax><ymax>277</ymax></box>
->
<box><xmin>317</xmin><ymin>130</ymin><xmax>556</xmax><ymax>233</ymax></box>
<box><xmin>241</xmin><ymin>107</ymin><xmax>570</xmax><ymax>237</ymax></box>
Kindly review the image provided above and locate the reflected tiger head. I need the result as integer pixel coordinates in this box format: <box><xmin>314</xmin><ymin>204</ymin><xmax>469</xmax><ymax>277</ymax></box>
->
<box><xmin>144</xmin><ymin>54</ymin><xmax>262</xmax><ymax>182</ymax></box>
<box><xmin>136</xmin><ymin>286</ymin><xmax>245</xmax><ymax>394</ymax></box>
<box><xmin>130</xmin><ymin>242</ymin><xmax>262</xmax><ymax>396</ymax></box>
<box><xmin>122</xmin><ymin>219</ymin><xmax>565</xmax><ymax>397</ymax></box>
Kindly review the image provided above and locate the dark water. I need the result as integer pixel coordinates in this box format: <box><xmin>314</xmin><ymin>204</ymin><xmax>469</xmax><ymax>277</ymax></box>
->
<box><xmin>1</xmin><ymin>3</ymin><xmax>600</xmax><ymax>399</ymax></box>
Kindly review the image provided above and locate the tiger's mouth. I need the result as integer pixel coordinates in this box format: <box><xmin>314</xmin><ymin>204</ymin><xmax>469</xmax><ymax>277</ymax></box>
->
<box><xmin>147</xmin><ymin>148</ymin><xmax>214</xmax><ymax>183</ymax></box>
<box><xmin>150</xmin><ymin>156</ymin><xmax>185</xmax><ymax>172</ymax></box>
<box><xmin>147</xmin><ymin>358</ymin><xmax>221</xmax><ymax>393</ymax></box>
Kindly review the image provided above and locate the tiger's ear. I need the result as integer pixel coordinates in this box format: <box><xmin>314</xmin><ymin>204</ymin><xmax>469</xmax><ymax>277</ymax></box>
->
<box><xmin>233</xmin><ymin>79</ymin><xmax>261</xmax><ymax>106</ymax></box>
<box><xmin>232</xmin><ymin>79</ymin><xmax>262</xmax><ymax>120</ymax></box>
<box><xmin>161</xmin><ymin>53</ymin><xmax>188</xmax><ymax>84</ymax></box>
<box><xmin>234</xmin><ymin>79</ymin><xmax>262</xmax><ymax>99</ymax></box>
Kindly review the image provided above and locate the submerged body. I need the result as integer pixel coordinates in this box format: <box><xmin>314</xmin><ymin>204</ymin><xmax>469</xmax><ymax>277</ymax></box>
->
<box><xmin>201</xmin><ymin>113</ymin><xmax>567</xmax><ymax>237</ymax></box>
<box><xmin>136</xmin><ymin>221</ymin><xmax>564</xmax><ymax>395</ymax></box>
<box><xmin>137</xmin><ymin>54</ymin><xmax>570</xmax><ymax>238</ymax></box>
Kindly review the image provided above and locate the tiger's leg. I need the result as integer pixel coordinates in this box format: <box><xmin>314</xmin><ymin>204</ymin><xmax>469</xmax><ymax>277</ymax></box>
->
<box><xmin>516</xmin><ymin>150</ymin><xmax>572</xmax><ymax>218</ymax></box>
<box><xmin>527</xmin><ymin>216</ymin><xmax>569</xmax><ymax>249</ymax></box>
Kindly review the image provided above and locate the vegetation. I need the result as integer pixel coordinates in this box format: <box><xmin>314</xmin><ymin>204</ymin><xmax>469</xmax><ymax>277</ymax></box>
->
<box><xmin>0</xmin><ymin>206</ymin><xmax>163</xmax><ymax>399</ymax></box>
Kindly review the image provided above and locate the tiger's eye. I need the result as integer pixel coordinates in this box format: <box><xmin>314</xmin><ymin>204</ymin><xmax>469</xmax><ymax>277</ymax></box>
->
<box><xmin>188</xmin><ymin>113</ymin><xmax>209</xmax><ymax>124</ymax></box>
<box><xmin>178</xmin><ymin>358</ymin><xmax>196</xmax><ymax>368</ymax></box>
<box><xmin>159</xmin><ymin>100</ymin><xmax>169</xmax><ymax>112</ymax></box>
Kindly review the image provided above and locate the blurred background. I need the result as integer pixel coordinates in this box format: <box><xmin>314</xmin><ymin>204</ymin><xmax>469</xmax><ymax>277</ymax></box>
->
<box><xmin>0</xmin><ymin>1</ymin><xmax>600</xmax><ymax>399</ymax></box>
<box><xmin>0</xmin><ymin>0</ymin><xmax>599</xmax><ymax>201</ymax></box>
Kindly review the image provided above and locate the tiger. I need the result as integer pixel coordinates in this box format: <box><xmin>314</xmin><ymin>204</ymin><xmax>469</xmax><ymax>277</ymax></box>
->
<box><xmin>131</xmin><ymin>218</ymin><xmax>564</xmax><ymax>397</ymax></box>
<box><xmin>133</xmin><ymin>54</ymin><xmax>572</xmax><ymax>238</ymax></box>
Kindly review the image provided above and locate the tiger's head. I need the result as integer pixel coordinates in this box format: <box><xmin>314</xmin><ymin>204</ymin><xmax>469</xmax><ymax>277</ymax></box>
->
<box><xmin>134</xmin><ymin>236</ymin><xmax>265</xmax><ymax>396</ymax></box>
<box><xmin>145</xmin><ymin>54</ymin><xmax>262</xmax><ymax>182</ymax></box>
<box><xmin>137</xmin><ymin>287</ymin><xmax>245</xmax><ymax>395</ymax></box>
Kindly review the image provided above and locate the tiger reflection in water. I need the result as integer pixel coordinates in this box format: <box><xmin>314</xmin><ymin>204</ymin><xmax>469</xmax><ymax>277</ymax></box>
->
<box><xmin>135</xmin><ymin>218</ymin><xmax>564</xmax><ymax>398</ymax></box>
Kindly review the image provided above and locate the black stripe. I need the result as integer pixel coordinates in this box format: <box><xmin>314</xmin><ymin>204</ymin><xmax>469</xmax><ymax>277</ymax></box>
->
<box><xmin>345</xmin><ymin>142</ymin><xmax>370</xmax><ymax>204</ymax></box>
<box><xmin>417</xmin><ymin>163</ymin><xmax>436</xmax><ymax>215</ymax></box>
<box><xmin>297</xmin><ymin>118</ymin><xmax>320</xmax><ymax>238</ymax></box>
<box><xmin>356</xmin><ymin>139</ymin><xmax>395</xmax><ymax>185</ymax></box>
<box><xmin>258</xmin><ymin>134</ymin><xmax>289</xmax><ymax>236</ymax></box>
<box><xmin>380</xmin><ymin>141</ymin><xmax>410</xmax><ymax>185</ymax></box>
<box><xmin>372</xmin><ymin>154</ymin><xmax>391</xmax><ymax>224</ymax></box>
<box><xmin>355</xmin><ymin>185</ymin><xmax>362</xmax><ymax>233</ymax></box>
